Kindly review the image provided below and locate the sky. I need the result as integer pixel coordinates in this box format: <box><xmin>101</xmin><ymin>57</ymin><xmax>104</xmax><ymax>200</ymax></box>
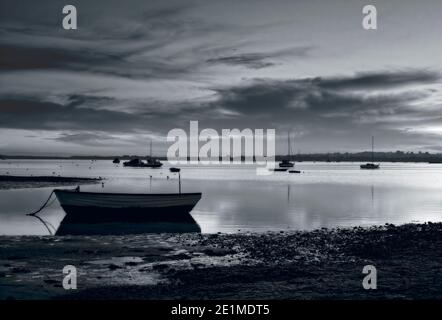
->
<box><xmin>1</xmin><ymin>0</ymin><xmax>442</xmax><ymax>156</ymax></box>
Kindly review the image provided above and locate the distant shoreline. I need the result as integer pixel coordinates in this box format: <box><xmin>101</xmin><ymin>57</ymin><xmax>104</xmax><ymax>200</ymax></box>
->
<box><xmin>0</xmin><ymin>175</ymin><xmax>102</xmax><ymax>190</ymax></box>
<box><xmin>1</xmin><ymin>152</ymin><xmax>442</xmax><ymax>163</ymax></box>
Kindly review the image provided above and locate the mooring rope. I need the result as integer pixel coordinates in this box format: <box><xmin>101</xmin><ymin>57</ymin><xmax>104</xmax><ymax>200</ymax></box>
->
<box><xmin>26</xmin><ymin>190</ymin><xmax>55</xmax><ymax>216</ymax></box>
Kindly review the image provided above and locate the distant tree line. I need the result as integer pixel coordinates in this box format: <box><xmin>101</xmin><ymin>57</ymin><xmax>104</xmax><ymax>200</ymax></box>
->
<box><xmin>279</xmin><ymin>151</ymin><xmax>442</xmax><ymax>163</ymax></box>
<box><xmin>1</xmin><ymin>151</ymin><xmax>442</xmax><ymax>163</ymax></box>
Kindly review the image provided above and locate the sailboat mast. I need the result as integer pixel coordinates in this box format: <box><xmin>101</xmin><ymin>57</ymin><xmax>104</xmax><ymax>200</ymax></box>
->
<box><xmin>150</xmin><ymin>140</ymin><xmax>152</xmax><ymax>159</ymax></box>
<box><xmin>371</xmin><ymin>136</ymin><xmax>374</xmax><ymax>162</ymax></box>
<box><xmin>288</xmin><ymin>133</ymin><xmax>290</xmax><ymax>157</ymax></box>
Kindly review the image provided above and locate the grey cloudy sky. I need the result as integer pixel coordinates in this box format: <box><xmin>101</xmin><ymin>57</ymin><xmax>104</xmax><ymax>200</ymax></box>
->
<box><xmin>1</xmin><ymin>0</ymin><xmax>442</xmax><ymax>155</ymax></box>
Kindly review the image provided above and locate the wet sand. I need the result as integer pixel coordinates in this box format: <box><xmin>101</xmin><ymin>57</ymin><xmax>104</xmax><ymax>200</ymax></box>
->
<box><xmin>0</xmin><ymin>175</ymin><xmax>102</xmax><ymax>190</ymax></box>
<box><xmin>0</xmin><ymin>223</ymin><xmax>441</xmax><ymax>300</ymax></box>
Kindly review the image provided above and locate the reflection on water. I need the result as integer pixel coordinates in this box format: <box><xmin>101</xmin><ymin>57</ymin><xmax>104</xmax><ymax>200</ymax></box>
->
<box><xmin>1</xmin><ymin>160</ymin><xmax>442</xmax><ymax>235</ymax></box>
<box><xmin>27</xmin><ymin>213</ymin><xmax>201</xmax><ymax>235</ymax></box>
<box><xmin>55</xmin><ymin>221</ymin><xmax>201</xmax><ymax>235</ymax></box>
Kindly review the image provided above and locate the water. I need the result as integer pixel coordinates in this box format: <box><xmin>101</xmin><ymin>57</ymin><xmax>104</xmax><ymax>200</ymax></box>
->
<box><xmin>0</xmin><ymin>159</ymin><xmax>441</xmax><ymax>235</ymax></box>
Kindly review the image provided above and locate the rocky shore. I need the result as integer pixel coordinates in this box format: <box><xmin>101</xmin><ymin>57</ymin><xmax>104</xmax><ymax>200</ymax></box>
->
<box><xmin>0</xmin><ymin>223</ymin><xmax>441</xmax><ymax>300</ymax></box>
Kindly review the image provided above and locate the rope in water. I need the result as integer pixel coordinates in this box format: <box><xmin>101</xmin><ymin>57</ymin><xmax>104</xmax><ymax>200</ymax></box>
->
<box><xmin>33</xmin><ymin>215</ymin><xmax>54</xmax><ymax>236</ymax></box>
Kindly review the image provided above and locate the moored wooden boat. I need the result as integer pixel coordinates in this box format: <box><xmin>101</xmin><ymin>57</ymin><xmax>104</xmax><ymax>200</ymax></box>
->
<box><xmin>54</xmin><ymin>189</ymin><xmax>201</xmax><ymax>224</ymax></box>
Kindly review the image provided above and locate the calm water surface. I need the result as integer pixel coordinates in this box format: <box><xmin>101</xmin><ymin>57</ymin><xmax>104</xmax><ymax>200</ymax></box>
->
<box><xmin>0</xmin><ymin>160</ymin><xmax>441</xmax><ymax>235</ymax></box>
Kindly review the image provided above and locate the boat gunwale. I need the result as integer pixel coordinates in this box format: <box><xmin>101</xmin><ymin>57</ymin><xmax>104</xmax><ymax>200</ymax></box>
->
<box><xmin>54</xmin><ymin>189</ymin><xmax>202</xmax><ymax>197</ymax></box>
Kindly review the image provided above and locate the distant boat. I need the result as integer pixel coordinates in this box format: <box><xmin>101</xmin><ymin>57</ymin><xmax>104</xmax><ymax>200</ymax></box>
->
<box><xmin>123</xmin><ymin>140</ymin><xmax>163</xmax><ymax>168</ymax></box>
<box><xmin>145</xmin><ymin>158</ymin><xmax>163</xmax><ymax>168</ymax></box>
<box><xmin>273</xmin><ymin>168</ymin><xmax>288</xmax><ymax>172</ymax></box>
<box><xmin>112</xmin><ymin>158</ymin><xmax>120</xmax><ymax>164</ymax></box>
<box><xmin>169</xmin><ymin>167</ymin><xmax>181</xmax><ymax>173</ymax></box>
<box><xmin>54</xmin><ymin>189</ymin><xmax>202</xmax><ymax>224</ymax></box>
<box><xmin>289</xmin><ymin>170</ymin><xmax>301</xmax><ymax>174</ymax></box>
<box><xmin>279</xmin><ymin>159</ymin><xmax>294</xmax><ymax>168</ymax></box>
<box><xmin>123</xmin><ymin>158</ymin><xmax>163</xmax><ymax>168</ymax></box>
<box><xmin>123</xmin><ymin>158</ymin><xmax>148</xmax><ymax>167</ymax></box>
<box><xmin>360</xmin><ymin>136</ymin><xmax>380</xmax><ymax>170</ymax></box>
<box><xmin>360</xmin><ymin>163</ymin><xmax>379</xmax><ymax>169</ymax></box>
<box><xmin>279</xmin><ymin>133</ymin><xmax>294</xmax><ymax>168</ymax></box>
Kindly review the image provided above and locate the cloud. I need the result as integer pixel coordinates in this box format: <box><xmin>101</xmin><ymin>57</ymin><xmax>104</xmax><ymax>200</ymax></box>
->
<box><xmin>188</xmin><ymin>70</ymin><xmax>442</xmax><ymax>151</ymax></box>
<box><xmin>206</xmin><ymin>46</ymin><xmax>313</xmax><ymax>69</ymax></box>
<box><xmin>0</xmin><ymin>98</ymin><xmax>149</xmax><ymax>132</ymax></box>
<box><xmin>319</xmin><ymin>70</ymin><xmax>440</xmax><ymax>91</ymax></box>
<box><xmin>54</xmin><ymin>132</ymin><xmax>116</xmax><ymax>146</ymax></box>
<box><xmin>211</xmin><ymin>70</ymin><xmax>440</xmax><ymax>113</ymax></box>
<box><xmin>0</xmin><ymin>44</ymin><xmax>125</xmax><ymax>72</ymax></box>
<box><xmin>207</xmin><ymin>53</ymin><xmax>275</xmax><ymax>69</ymax></box>
<box><xmin>0</xmin><ymin>1</ymin><xmax>218</xmax><ymax>81</ymax></box>
<box><xmin>1</xmin><ymin>70</ymin><xmax>440</xmax><ymax>148</ymax></box>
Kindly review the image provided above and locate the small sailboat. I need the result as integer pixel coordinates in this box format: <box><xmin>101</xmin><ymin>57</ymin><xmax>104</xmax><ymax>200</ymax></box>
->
<box><xmin>360</xmin><ymin>136</ymin><xmax>380</xmax><ymax>169</ymax></box>
<box><xmin>279</xmin><ymin>133</ymin><xmax>294</xmax><ymax>168</ymax></box>
<box><xmin>112</xmin><ymin>158</ymin><xmax>120</xmax><ymax>164</ymax></box>
<box><xmin>146</xmin><ymin>139</ymin><xmax>163</xmax><ymax>168</ymax></box>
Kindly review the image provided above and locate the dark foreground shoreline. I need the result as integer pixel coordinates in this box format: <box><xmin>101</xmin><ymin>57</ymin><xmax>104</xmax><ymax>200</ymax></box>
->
<box><xmin>0</xmin><ymin>223</ymin><xmax>441</xmax><ymax>300</ymax></box>
<box><xmin>0</xmin><ymin>175</ymin><xmax>102</xmax><ymax>190</ymax></box>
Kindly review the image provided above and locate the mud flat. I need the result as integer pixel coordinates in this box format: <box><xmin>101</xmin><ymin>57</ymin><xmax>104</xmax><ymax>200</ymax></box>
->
<box><xmin>0</xmin><ymin>175</ymin><xmax>102</xmax><ymax>190</ymax></box>
<box><xmin>0</xmin><ymin>223</ymin><xmax>441</xmax><ymax>300</ymax></box>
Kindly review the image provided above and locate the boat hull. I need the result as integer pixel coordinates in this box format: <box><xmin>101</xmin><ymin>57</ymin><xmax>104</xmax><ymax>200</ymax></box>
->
<box><xmin>123</xmin><ymin>163</ymin><xmax>163</xmax><ymax>168</ymax></box>
<box><xmin>279</xmin><ymin>163</ymin><xmax>294</xmax><ymax>168</ymax></box>
<box><xmin>360</xmin><ymin>163</ymin><xmax>380</xmax><ymax>169</ymax></box>
<box><xmin>54</xmin><ymin>190</ymin><xmax>201</xmax><ymax>224</ymax></box>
